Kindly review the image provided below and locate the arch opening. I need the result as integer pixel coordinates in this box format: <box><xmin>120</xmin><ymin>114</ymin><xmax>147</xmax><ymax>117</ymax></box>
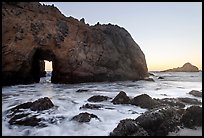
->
<box><xmin>30</xmin><ymin>49</ymin><xmax>55</xmax><ymax>83</ymax></box>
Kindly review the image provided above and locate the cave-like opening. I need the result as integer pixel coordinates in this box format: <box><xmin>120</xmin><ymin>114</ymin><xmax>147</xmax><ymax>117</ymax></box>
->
<box><xmin>31</xmin><ymin>49</ymin><xmax>55</xmax><ymax>83</ymax></box>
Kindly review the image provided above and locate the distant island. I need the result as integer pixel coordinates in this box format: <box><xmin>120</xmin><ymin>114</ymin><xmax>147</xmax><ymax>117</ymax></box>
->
<box><xmin>161</xmin><ymin>62</ymin><xmax>199</xmax><ymax>72</ymax></box>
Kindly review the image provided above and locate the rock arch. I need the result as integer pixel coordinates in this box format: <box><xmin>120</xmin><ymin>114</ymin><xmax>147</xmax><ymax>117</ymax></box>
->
<box><xmin>2</xmin><ymin>2</ymin><xmax>148</xmax><ymax>86</ymax></box>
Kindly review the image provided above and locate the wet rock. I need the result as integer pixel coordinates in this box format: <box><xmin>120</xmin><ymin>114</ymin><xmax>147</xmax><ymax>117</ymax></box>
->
<box><xmin>180</xmin><ymin>106</ymin><xmax>202</xmax><ymax>129</ymax></box>
<box><xmin>80</xmin><ymin>103</ymin><xmax>103</xmax><ymax>110</ymax></box>
<box><xmin>71</xmin><ymin>112</ymin><xmax>100</xmax><ymax>123</ymax></box>
<box><xmin>156</xmin><ymin>98</ymin><xmax>185</xmax><ymax>108</ymax></box>
<box><xmin>158</xmin><ymin>76</ymin><xmax>164</xmax><ymax>79</ymax></box>
<box><xmin>189</xmin><ymin>90</ymin><xmax>202</xmax><ymax>97</ymax></box>
<box><xmin>178</xmin><ymin>97</ymin><xmax>202</xmax><ymax>105</ymax></box>
<box><xmin>130</xmin><ymin>94</ymin><xmax>160</xmax><ymax>109</ymax></box>
<box><xmin>148</xmin><ymin>72</ymin><xmax>155</xmax><ymax>76</ymax></box>
<box><xmin>76</xmin><ymin>89</ymin><xmax>89</xmax><ymax>93</ymax></box>
<box><xmin>135</xmin><ymin>107</ymin><xmax>181</xmax><ymax>136</ymax></box>
<box><xmin>111</xmin><ymin>91</ymin><xmax>130</xmax><ymax>104</ymax></box>
<box><xmin>30</xmin><ymin>97</ymin><xmax>54</xmax><ymax>111</ymax></box>
<box><xmin>144</xmin><ymin>77</ymin><xmax>154</xmax><ymax>82</ymax></box>
<box><xmin>9</xmin><ymin>114</ymin><xmax>41</xmax><ymax>126</ymax></box>
<box><xmin>8</xmin><ymin>97</ymin><xmax>54</xmax><ymax>126</ymax></box>
<box><xmin>87</xmin><ymin>95</ymin><xmax>110</xmax><ymax>102</ymax></box>
<box><xmin>110</xmin><ymin>119</ymin><xmax>149</xmax><ymax>136</ymax></box>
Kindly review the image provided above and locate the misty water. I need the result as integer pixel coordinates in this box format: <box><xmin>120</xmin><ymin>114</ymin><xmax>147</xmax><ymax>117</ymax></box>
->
<box><xmin>2</xmin><ymin>72</ymin><xmax>202</xmax><ymax>136</ymax></box>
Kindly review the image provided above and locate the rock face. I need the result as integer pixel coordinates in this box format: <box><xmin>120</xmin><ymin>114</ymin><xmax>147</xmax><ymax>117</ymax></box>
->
<box><xmin>2</xmin><ymin>2</ymin><xmax>148</xmax><ymax>86</ymax></box>
<box><xmin>162</xmin><ymin>62</ymin><xmax>199</xmax><ymax>72</ymax></box>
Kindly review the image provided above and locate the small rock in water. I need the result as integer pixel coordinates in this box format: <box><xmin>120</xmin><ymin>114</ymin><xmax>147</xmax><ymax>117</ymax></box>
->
<box><xmin>111</xmin><ymin>91</ymin><xmax>130</xmax><ymax>104</ymax></box>
<box><xmin>71</xmin><ymin>112</ymin><xmax>100</xmax><ymax>123</ymax></box>
<box><xmin>76</xmin><ymin>89</ymin><xmax>89</xmax><ymax>93</ymax></box>
<box><xmin>158</xmin><ymin>76</ymin><xmax>164</xmax><ymax>79</ymax></box>
<box><xmin>87</xmin><ymin>95</ymin><xmax>110</xmax><ymax>102</ymax></box>
<box><xmin>130</xmin><ymin>94</ymin><xmax>160</xmax><ymax>109</ymax></box>
<box><xmin>80</xmin><ymin>103</ymin><xmax>103</xmax><ymax>110</ymax></box>
<box><xmin>188</xmin><ymin>90</ymin><xmax>202</xmax><ymax>97</ymax></box>
<box><xmin>178</xmin><ymin>97</ymin><xmax>202</xmax><ymax>105</ymax></box>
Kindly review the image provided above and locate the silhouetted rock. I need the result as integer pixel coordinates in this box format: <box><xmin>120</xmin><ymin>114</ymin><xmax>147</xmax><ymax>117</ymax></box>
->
<box><xmin>189</xmin><ymin>90</ymin><xmax>202</xmax><ymax>97</ymax></box>
<box><xmin>180</xmin><ymin>106</ymin><xmax>202</xmax><ymax>128</ymax></box>
<box><xmin>71</xmin><ymin>112</ymin><xmax>100</xmax><ymax>123</ymax></box>
<box><xmin>130</xmin><ymin>94</ymin><xmax>160</xmax><ymax>109</ymax></box>
<box><xmin>135</xmin><ymin>107</ymin><xmax>181</xmax><ymax>136</ymax></box>
<box><xmin>110</xmin><ymin>119</ymin><xmax>149</xmax><ymax>136</ymax></box>
<box><xmin>2</xmin><ymin>2</ymin><xmax>148</xmax><ymax>86</ymax></box>
<box><xmin>162</xmin><ymin>62</ymin><xmax>199</xmax><ymax>72</ymax></box>
<box><xmin>87</xmin><ymin>95</ymin><xmax>111</xmax><ymax>102</ymax></box>
<box><xmin>111</xmin><ymin>91</ymin><xmax>130</xmax><ymax>104</ymax></box>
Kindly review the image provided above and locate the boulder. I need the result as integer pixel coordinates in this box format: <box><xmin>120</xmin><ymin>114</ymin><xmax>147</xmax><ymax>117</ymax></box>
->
<box><xmin>135</xmin><ymin>107</ymin><xmax>181</xmax><ymax>136</ymax></box>
<box><xmin>109</xmin><ymin>119</ymin><xmax>149</xmax><ymax>136</ymax></box>
<box><xmin>111</xmin><ymin>91</ymin><xmax>130</xmax><ymax>104</ymax></box>
<box><xmin>188</xmin><ymin>90</ymin><xmax>202</xmax><ymax>97</ymax></box>
<box><xmin>130</xmin><ymin>94</ymin><xmax>160</xmax><ymax>109</ymax></box>
<box><xmin>71</xmin><ymin>112</ymin><xmax>100</xmax><ymax>123</ymax></box>
<box><xmin>2</xmin><ymin>2</ymin><xmax>148</xmax><ymax>86</ymax></box>
<box><xmin>30</xmin><ymin>97</ymin><xmax>54</xmax><ymax>111</ymax></box>
<box><xmin>87</xmin><ymin>95</ymin><xmax>110</xmax><ymax>102</ymax></box>
<box><xmin>180</xmin><ymin>106</ymin><xmax>202</xmax><ymax>128</ymax></box>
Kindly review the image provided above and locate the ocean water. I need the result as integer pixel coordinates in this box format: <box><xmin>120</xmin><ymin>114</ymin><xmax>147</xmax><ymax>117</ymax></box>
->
<box><xmin>2</xmin><ymin>72</ymin><xmax>202</xmax><ymax>136</ymax></box>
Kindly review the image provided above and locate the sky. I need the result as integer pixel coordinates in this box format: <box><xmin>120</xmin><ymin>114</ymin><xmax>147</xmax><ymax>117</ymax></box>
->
<box><xmin>42</xmin><ymin>2</ymin><xmax>202</xmax><ymax>71</ymax></box>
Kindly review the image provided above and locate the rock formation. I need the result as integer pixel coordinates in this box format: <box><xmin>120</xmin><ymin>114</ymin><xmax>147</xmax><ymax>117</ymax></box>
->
<box><xmin>161</xmin><ymin>62</ymin><xmax>199</xmax><ymax>72</ymax></box>
<box><xmin>2</xmin><ymin>2</ymin><xmax>148</xmax><ymax>86</ymax></box>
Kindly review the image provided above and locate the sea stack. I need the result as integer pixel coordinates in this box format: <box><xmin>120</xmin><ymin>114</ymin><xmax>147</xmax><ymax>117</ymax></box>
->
<box><xmin>162</xmin><ymin>62</ymin><xmax>199</xmax><ymax>72</ymax></box>
<box><xmin>2</xmin><ymin>2</ymin><xmax>148</xmax><ymax>86</ymax></box>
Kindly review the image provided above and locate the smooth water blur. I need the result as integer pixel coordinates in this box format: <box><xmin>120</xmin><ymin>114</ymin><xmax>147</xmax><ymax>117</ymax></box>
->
<box><xmin>2</xmin><ymin>72</ymin><xmax>202</xmax><ymax>136</ymax></box>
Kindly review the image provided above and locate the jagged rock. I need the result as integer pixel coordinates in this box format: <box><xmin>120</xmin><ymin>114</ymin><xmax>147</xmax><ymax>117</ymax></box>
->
<box><xmin>109</xmin><ymin>119</ymin><xmax>149</xmax><ymax>136</ymax></box>
<box><xmin>111</xmin><ymin>91</ymin><xmax>130</xmax><ymax>104</ymax></box>
<box><xmin>188</xmin><ymin>90</ymin><xmax>202</xmax><ymax>97</ymax></box>
<box><xmin>71</xmin><ymin>112</ymin><xmax>100</xmax><ymax>123</ymax></box>
<box><xmin>162</xmin><ymin>62</ymin><xmax>199</xmax><ymax>72</ymax></box>
<box><xmin>80</xmin><ymin>103</ymin><xmax>103</xmax><ymax>110</ymax></box>
<box><xmin>130</xmin><ymin>94</ymin><xmax>160</xmax><ymax>109</ymax></box>
<box><xmin>180</xmin><ymin>106</ymin><xmax>202</xmax><ymax>128</ymax></box>
<box><xmin>148</xmin><ymin>72</ymin><xmax>155</xmax><ymax>76</ymax></box>
<box><xmin>87</xmin><ymin>95</ymin><xmax>110</xmax><ymax>102</ymax></box>
<box><xmin>135</xmin><ymin>107</ymin><xmax>181</xmax><ymax>136</ymax></box>
<box><xmin>2</xmin><ymin>2</ymin><xmax>148</xmax><ymax>86</ymax></box>
<box><xmin>80</xmin><ymin>18</ymin><xmax>85</xmax><ymax>23</ymax></box>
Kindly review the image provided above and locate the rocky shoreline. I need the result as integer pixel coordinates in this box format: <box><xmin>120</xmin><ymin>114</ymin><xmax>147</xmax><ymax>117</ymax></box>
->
<box><xmin>6</xmin><ymin>89</ymin><xmax>202</xmax><ymax>136</ymax></box>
